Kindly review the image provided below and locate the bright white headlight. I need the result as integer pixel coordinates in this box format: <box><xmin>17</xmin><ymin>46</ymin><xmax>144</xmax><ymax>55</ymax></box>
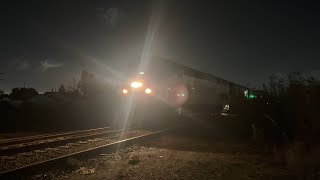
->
<box><xmin>131</xmin><ymin>81</ymin><xmax>143</xmax><ymax>88</ymax></box>
<box><xmin>122</xmin><ymin>89</ymin><xmax>128</xmax><ymax>94</ymax></box>
<box><xmin>145</xmin><ymin>88</ymin><xmax>152</xmax><ymax>94</ymax></box>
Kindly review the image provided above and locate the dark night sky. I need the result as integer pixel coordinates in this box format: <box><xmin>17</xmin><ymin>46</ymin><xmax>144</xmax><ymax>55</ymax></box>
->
<box><xmin>1</xmin><ymin>0</ymin><xmax>320</xmax><ymax>92</ymax></box>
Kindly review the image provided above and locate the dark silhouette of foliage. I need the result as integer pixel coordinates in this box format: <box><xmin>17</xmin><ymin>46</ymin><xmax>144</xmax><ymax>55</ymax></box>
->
<box><xmin>66</xmin><ymin>77</ymin><xmax>79</xmax><ymax>93</ymax></box>
<box><xmin>77</xmin><ymin>70</ymin><xmax>104</xmax><ymax>96</ymax></box>
<box><xmin>58</xmin><ymin>84</ymin><xmax>66</xmax><ymax>93</ymax></box>
<box><xmin>262</xmin><ymin>72</ymin><xmax>320</xmax><ymax>144</ymax></box>
<box><xmin>9</xmin><ymin>88</ymin><xmax>39</xmax><ymax>101</ymax></box>
<box><xmin>0</xmin><ymin>90</ymin><xmax>5</xmax><ymax>100</ymax></box>
<box><xmin>262</xmin><ymin>72</ymin><xmax>317</xmax><ymax>97</ymax></box>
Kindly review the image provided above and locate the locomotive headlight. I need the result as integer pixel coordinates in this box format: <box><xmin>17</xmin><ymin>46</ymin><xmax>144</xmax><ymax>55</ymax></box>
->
<box><xmin>122</xmin><ymin>89</ymin><xmax>128</xmax><ymax>94</ymax></box>
<box><xmin>131</xmin><ymin>81</ymin><xmax>143</xmax><ymax>88</ymax></box>
<box><xmin>145</xmin><ymin>88</ymin><xmax>152</xmax><ymax>94</ymax></box>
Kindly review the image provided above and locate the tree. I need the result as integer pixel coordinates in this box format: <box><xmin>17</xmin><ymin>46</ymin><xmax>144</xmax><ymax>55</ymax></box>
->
<box><xmin>76</xmin><ymin>70</ymin><xmax>111</xmax><ymax>97</ymax></box>
<box><xmin>262</xmin><ymin>72</ymin><xmax>317</xmax><ymax>97</ymax></box>
<box><xmin>262</xmin><ymin>72</ymin><xmax>320</xmax><ymax>142</ymax></box>
<box><xmin>64</xmin><ymin>77</ymin><xmax>79</xmax><ymax>93</ymax></box>
<box><xmin>58</xmin><ymin>84</ymin><xmax>66</xmax><ymax>93</ymax></box>
<box><xmin>0</xmin><ymin>90</ymin><xmax>4</xmax><ymax>100</ymax></box>
<box><xmin>10</xmin><ymin>88</ymin><xmax>39</xmax><ymax>100</ymax></box>
<box><xmin>77</xmin><ymin>70</ymin><xmax>98</xmax><ymax>96</ymax></box>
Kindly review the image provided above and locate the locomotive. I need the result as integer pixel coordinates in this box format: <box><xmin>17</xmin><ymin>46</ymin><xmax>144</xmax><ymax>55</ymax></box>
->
<box><xmin>116</xmin><ymin>57</ymin><xmax>251</xmax><ymax>126</ymax></box>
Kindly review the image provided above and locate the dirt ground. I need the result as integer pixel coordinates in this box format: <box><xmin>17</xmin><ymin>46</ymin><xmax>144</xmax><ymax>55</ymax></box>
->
<box><xmin>51</xmin><ymin>128</ymin><xmax>296</xmax><ymax>180</ymax></box>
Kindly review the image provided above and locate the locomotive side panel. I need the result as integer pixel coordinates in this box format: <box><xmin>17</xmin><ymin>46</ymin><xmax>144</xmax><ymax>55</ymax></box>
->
<box><xmin>147</xmin><ymin>58</ymin><xmax>250</xmax><ymax>113</ymax></box>
<box><xmin>180</xmin><ymin>75</ymin><xmax>230</xmax><ymax>106</ymax></box>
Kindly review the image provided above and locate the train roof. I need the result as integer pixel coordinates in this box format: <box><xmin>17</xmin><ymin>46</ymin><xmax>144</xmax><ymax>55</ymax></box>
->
<box><xmin>150</xmin><ymin>56</ymin><xmax>250</xmax><ymax>90</ymax></box>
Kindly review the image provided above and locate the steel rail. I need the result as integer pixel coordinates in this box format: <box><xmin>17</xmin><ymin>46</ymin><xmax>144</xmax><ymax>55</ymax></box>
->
<box><xmin>0</xmin><ymin>127</ymin><xmax>110</xmax><ymax>146</ymax></box>
<box><xmin>0</xmin><ymin>128</ymin><xmax>123</xmax><ymax>156</ymax></box>
<box><xmin>0</xmin><ymin>129</ymin><xmax>167</xmax><ymax>178</ymax></box>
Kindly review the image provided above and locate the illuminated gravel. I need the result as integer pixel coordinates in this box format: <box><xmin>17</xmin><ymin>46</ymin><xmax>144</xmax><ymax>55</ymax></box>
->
<box><xmin>0</xmin><ymin>130</ymin><xmax>150</xmax><ymax>172</ymax></box>
<box><xmin>0</xmin><ymin>128</ymin><xmax>112</xmax><ymax>150</ymax></box>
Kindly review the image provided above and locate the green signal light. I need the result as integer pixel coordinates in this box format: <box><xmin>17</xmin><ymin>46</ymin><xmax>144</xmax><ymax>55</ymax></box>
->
<box><xmin>249</xmin><ymin>94</ymin><xmax>255</xmax><ymax>99</ymax></box>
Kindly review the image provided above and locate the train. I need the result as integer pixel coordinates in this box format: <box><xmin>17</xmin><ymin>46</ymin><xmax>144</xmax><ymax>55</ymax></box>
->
<box><xmin>118</xmin><ymin>57</ymin><xmax>252</xmax><ymax>116</ymax></box>
<box><xmin>113</xmin><ymin>57</ymin><xmax>256</xmax><ymax>129</ymax></box>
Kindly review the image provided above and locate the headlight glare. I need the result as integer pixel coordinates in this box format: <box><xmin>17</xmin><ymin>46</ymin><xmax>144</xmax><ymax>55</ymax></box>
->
<box><xmin>145</xmin><ymin>88</ymin><xmax>152</xmax><ymax>94</ymax></box>
<box><xmin>122</xmin><ymin>89</ymin><xmax>128</xmax><ymax>94</ymax></box>
<box><xmin>131</xmin><ymin>81</ymin><xmax>143</xmax><ymax>88</ymax></box>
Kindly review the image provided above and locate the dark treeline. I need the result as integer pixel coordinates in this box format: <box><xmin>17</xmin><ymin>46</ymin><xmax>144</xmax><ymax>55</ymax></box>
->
<box><xmin>261</xmin><ymin>72</ymin><xmax>320</xmax><ymax>145</ymax></box>
<box><xmin>242</xmin><ymin>72</ymin><xmax>320</xmax><ymax>177</ymax></box>
<box><xmin>233</xmin><ymin>71</ymin><xmax>320</xmax><ymax>166</ymax></box>
<box><xmin>0</xmin><ymin>70</ymin><xmax>117</xmax><ymax>132</ymax></box>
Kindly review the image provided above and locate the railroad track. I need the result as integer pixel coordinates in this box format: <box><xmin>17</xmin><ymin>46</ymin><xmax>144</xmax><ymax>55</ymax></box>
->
<box><xmin>0</xmin><ymin>128</ymin><xmax>167</xmax><ymax>178</ymax></box>
<box><xmin>0</xmin><ymin>127</ymin><xmax>111</xmax><ymax>146</ymax></box>
<box><xmin>0</xmin><ymin>127</ymin><xmax>119</xmax><ymax>156</ymax></box>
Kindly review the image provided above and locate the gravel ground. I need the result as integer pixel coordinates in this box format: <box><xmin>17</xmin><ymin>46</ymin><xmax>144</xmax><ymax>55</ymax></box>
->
<box><xmin>0</xmin><ymin>136</ymin><xmax>68</xmax><ymax>150</ymax></box>
<box><xmin>0</xmin><ymin>128</ymin><xmax>112</xmax><ymax>150</ymax></box>
<box><xmin>0</xmin><ymin>130</ymin><xmax>150</xmax><ymax>172</ymax></box>
<box><xmin>46</xmin><ymin>130</ymin><xmax>296</xmax><ymax>180</ymax></box>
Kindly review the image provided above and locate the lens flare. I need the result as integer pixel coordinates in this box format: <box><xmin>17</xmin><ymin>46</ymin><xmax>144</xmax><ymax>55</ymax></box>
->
<box><xmin>168</xmin><ymin>83</ymin><xmax>189</xmax><ymax>107</ymax></box>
